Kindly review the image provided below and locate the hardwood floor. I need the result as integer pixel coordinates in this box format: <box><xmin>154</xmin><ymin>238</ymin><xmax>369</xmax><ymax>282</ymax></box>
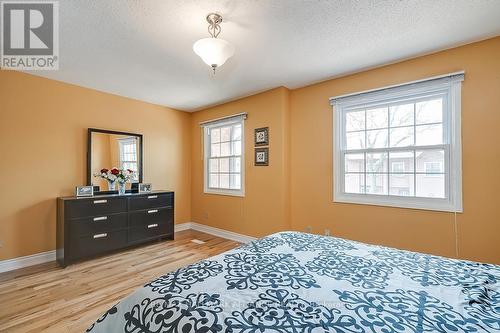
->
<box><xmin>0</xmin><ymin>230</ymin><xmax>240</xmax><ymax>332</ymax></box>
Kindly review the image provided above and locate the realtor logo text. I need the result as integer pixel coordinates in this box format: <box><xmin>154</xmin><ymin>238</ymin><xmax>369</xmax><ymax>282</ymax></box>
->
<box><xmin>1</xmin><ymin>1</ymin><xmax>59</xmax><ymax>70</ymax></box>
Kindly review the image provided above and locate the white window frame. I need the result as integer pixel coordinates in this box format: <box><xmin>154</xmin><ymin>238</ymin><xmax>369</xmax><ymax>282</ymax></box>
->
<box><xmin>118</xmin><ymin>137</ymin><xmax>139</xmax><ymax>181</ymax></box>
<box><xmin>202</xmin><ymin>115</ymin><xmax>245</xmax><ymax>197</ymax></box>
<box><xmin>331</xmin><ymin>72</ymin><xmax>463</xmax><ymax>212</ymax></box>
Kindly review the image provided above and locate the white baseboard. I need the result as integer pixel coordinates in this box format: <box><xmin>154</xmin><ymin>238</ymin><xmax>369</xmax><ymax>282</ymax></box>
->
<box><xmin>0</xmin><ymin>250</ymin><xmax>56</xmax><ymax>274</ymax></box>
<box><xmin>175</xmin><ymin>222</ymin><xmax>256</xmax><ymax>244</ymax></box>
<box><xmin>174</xmin><ymin>222</ymin><xmax>193</xmax><ymax>232</ymax></box>
<box><xmin>0</xmin><ymin>223</ymin><xmax>254</xmax><ymax>274</ymax></box>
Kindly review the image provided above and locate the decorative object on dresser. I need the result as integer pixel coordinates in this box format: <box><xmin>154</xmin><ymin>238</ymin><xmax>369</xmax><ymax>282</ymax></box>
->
<box><xmin>56</xmin><ymin>191</ymin><xmax>174</xmax><ymax>267</ymax></box>
<box><xmin>94</xmin><ymin>168</ymin><xmax>135</xmax><ymax>194</ymax></box>
<box><xmin>75</xmin><ymin>185</ymin><xmax>94</xmax><ymax>197</ymax></box>
<box><xmin>139</xmin><ymin>183</ymin><xmax>152</xmax><ymax>193</ymax></box>
<box><xmin>254</xmin><ymin>127</ymin><xmax>269</xmax><ymax>146</ymax></box>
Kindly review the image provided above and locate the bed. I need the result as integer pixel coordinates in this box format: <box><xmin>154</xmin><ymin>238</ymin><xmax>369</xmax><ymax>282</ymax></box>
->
<box><xmin>86</xmin><ymin>231</ymin><xmax>500</xmax><ymax>332</ymax></box>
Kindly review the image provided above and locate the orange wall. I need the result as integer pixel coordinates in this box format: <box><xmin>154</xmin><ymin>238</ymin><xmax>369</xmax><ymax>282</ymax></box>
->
<box><xmin>0</xmin><ymin>71</ymin><xmax>192</xmax><ymax>261</ymax></box>
<box><xmin>191</xmin><ymin>37</ymin><xmax>500</xmax><ymax>264</ymax></box>
<box><xmin>190</xmin><ymin>87</ymin><xmax>291</xmax><ymax>237</ymax></box>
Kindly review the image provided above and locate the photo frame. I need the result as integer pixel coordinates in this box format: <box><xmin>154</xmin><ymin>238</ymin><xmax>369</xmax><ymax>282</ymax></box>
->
<box><xmin>76</xmin><ymin>185</ymin><xmax>94</xmax><ymax>197</ymax></box>
<box><xmin>255</xmin><ymin>147</ymin><xmax>269</xmax><ymax>166</ymax></box>
<box><xmin>138</xmin><ymin>183</ymin><xmax>153</xmax><ymax>193</ymax></box>
<box><xmin>254</xmin><ymin>127</ymin><xmax>269</xmax><ymax>146</ymax></box>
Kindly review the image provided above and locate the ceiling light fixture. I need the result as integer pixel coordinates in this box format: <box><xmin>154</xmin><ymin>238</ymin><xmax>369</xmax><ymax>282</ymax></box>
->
<box><xmin>193</xmin><ymin>13</ymin><xmax>235</xmax><ymax>74</ymax></box>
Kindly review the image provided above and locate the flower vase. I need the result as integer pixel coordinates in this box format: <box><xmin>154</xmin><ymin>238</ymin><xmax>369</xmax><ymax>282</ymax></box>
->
<box><xmin>107</xmin><ymin>180</ymin><xmax>116</xmax><ymax>191</ymax></box>
<box><xmin>118</xmin><ymin>182</ymin><xmax>126</xmax><ymax>195</ymax></box>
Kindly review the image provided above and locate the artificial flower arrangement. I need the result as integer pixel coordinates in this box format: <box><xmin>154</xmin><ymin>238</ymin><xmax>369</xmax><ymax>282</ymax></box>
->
<box><xmin>94</xmin><ymin>168</ymin><xmax>134</xmax><ymax>193</ymax></box>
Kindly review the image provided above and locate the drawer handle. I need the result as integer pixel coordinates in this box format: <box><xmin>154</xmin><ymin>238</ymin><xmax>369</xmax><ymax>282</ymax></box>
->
<box><xmin>93</xmin><ymin>199</ymin><xmax>107</xmax><ymax>204</ymax></box>
<box><xmin>147</xmin><ymin>224</ymin><xmax>158</xmax><ymax>228</ymax></box>
<box><xmin>93</xmin><ymin>216</ymin><xmax>108</xmax><ymax>221</ymax></box>
<box><xmin>93</xmin><ymin>233</ymin><xmax>107</xmax><ymax>239</ymax></box>
<box><xmin>147</xmin><ymin>209</ymin><xmax>158</xmax><ymax>214</ymax></box>
<box><xmin>147</xmin><ymin>195</ymin><xmax>158</xmax><ymax>199</ymax></box>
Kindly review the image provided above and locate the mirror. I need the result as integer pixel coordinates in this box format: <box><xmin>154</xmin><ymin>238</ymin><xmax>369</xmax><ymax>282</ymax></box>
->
<box><xmin>87</xmin><ymin>128</ymin><xmax>143</xmax><ymax>191</ymax></box>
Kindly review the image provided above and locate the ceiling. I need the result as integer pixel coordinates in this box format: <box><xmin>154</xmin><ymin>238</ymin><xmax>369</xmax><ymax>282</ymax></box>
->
<box><xmin>30</xmin><ymin>0</ymin><xmax>500</xmax><ymax>111</ymax></box>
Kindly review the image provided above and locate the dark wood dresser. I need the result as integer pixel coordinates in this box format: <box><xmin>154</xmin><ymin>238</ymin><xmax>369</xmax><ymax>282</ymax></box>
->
<box><xmin>57</xmin><ymin>191</ymin><xmax>174</xmax><ymax>267</ymax></box>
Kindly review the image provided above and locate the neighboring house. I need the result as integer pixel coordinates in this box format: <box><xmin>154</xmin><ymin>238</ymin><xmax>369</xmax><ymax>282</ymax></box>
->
<box><xmin>345</xmin><ymin>150</ymin><xmax>444</xmax><ymax>198</ymax></box>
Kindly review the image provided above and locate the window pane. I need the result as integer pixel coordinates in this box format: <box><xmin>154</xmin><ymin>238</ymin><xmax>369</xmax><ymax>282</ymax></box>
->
<box><xmin>211</xmin><ymin>128</ymin><xmax>220</xmax><ymax>143</ymax></box>
<box><xmin>230</xmin><ymin>157</ymin><xmax>241</xmax><ymax>173</ymax></box>
<box><xmin>219</xmin><ymin>158</ymin><xmax>229</xmax><ymax>172</ymax></box>
<box><xmin>210</xmin><ymin>143</ymin><xmax>220</xmax><ymax>157</ymax></box>
<box><xmin>232</xmin><ymin>124</ymin><xmax>242</xmax><ymax>140</ymax></box>
<box><xmin>345</xmin><ymin>173</ymin><xmax>365</xmax><ymax>194</ymax></box>
<box><xmin>230</xmin><ymin>174</ymin><xmax>241</xmax><ymax>190</ymax></box>
<box><xmin>390</xmin><ymin>103</ymin><xmax>414</xmax><ymax>127</ymax></box>
<box><xmin>346</xmin><ymin>131</ymin><xmax>365</xmax><ymax>149</ymax></box>
<box><xmin>366</xmin><ymin>107</ymin><xmax>388</xmax><ymax>129</ymax></box>
<box><xmin>416</xmin><ymin>98</ymin><xmax>442</xmax><ymax>125</ymax></box>
<box><xmin>232</xmin><ymin>140</ymin><xmax>242</xmax><ymax>156</ymax></box>
<box><xmin>365</xmin><ymin>174</ymin><xmax>388</xmax><ymax>195</ymax></box>
<box><xmin>390</xmin><ymin>126</ymin><xmax>414</xmax><ymax>148</ymax></box>
<box><xmin>367</xmin><ymin>152</ymin><xmax>388</xmax><ymax>173</ymax></box>
<box><xmin>221</xmin><ymin>142</ymin><xmax>231</xmax><ymax>156</ymax></box>
<box><xmin>345</xmin><ymin>153</ymin><xmax>364</xmax><ymax>172</ymax></box>
<box><xmin>209</xmin><ymin>174</ymin><xmax>218</xmax><ymax>188</ymax></box>
<box><xmin>389</xmin><ymin>151</ymin><xmax>414</xmax><ymax>172</ymax></box>
<box><xmin>346</xmin><ymin>110</ymin><xmax>365</xmax><ymax>132</ymax></box>
<box><xmin>209</xmin><ymin>159</ymin><xmax>219</xmax><ymax>173</ymax></box>
<box><xmin>416</xmin><ymin>150</ymin><xmax>445</xmax><ymax>173</ymax></box>
<box><xmin>415</xmin><ymin>124</ymin><xmax>443</xmax><ymax>146</ymax></box>
<box><xmin>416</xmin><ymin>174</ymin><xmax>445</xmax><ymax>198</ymax></box>
<box><xmin>219</xmin><ymin>173</ymin><xmax>230</xmax><ymax>189</ymax></box>
<box><xmin>221</xmin><ymin>127</ymin><xmax>231</xmax><ymax>142</ymax></box>
<box><xmin>389</xmin><ymin>174</ymin><xmax>414</xmax><ymax>196</ymax></box>
<box><xmin>366</xmin><ymin>129</ymin><xmax>388</xmax><ymax>148</ymax></box>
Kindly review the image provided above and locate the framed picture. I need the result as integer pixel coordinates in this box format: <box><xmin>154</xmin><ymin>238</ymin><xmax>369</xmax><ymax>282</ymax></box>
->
<box><xmin>254</xmin><ymin>127</ymin><xmax>269</xmax><ymax>146</ymax></box>
<box><xmin>255</xmin><ymin>147</ymin><xmax>269</xmax><ymax>166</ymax></box>
<box><xmin>138</xmin><ymin>183</ymin><xmax>152</xmax><ymax>193</ymax></box>
<box><xmin>75</xmin><ymin>185</ymin><xmax>94</xmax><ymax>197</ymax></box>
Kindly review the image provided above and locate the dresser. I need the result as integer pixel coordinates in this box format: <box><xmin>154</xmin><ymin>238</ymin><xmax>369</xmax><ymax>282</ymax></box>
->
<box><xmin>57</xmin><ymin>191</ymin><xmax>174</xmax><ymax>267</ymax></box>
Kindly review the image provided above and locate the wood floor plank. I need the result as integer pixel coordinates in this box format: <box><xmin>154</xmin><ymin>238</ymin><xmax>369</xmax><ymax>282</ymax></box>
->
<box><xmin>0</xmin><ymin>230</ymin><xmax>240</xmax><ymax>333</ymax></box>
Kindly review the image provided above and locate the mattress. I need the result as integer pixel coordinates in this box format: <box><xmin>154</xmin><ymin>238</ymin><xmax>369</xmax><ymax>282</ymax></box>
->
<box><xmin>86</xmin><ymin>231</ymin><xmax>500</xmax><ymax>332</ymax></box>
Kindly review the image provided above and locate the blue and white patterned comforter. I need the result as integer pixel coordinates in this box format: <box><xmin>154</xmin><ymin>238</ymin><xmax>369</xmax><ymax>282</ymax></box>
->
<box><xmin>87</xmin><ymin>231</ymin><xmax>500</xmax><ymax>332</ymax></box>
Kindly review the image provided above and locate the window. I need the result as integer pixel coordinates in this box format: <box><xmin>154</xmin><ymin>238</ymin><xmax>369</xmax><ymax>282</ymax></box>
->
<box><xmin>202</xmin><ymin>114</ymin><xmax>246</xmax><ymax>196</ymax></box>
<box><xmin>119</xmin><ymin>137</ymin><xmax>139</xmax><ymax>181</ymax></box>
<box><xmin>332</xmin><ymin>73</ymin><xmax>463</xmax><ymax>212</ymax></box>
<box><xmin>424</xmin><ymin>162</ymin><xmax>443</xmax><ymax>173</ymax></box>
<box><xmin>391</xmin><ymin>162</ymin><xmax>405</xmax><ymax>173</ymax></box>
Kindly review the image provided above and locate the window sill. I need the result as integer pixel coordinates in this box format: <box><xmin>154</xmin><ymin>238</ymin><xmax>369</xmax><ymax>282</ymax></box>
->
<box><xmin>204</xmin><ymin>189</ymin><xmax>245</xmax><ymax>197</ymax></box>
<box><xmin>333</xmin><ymin>192</ymin><xmax>462</xmax><ymax>213</ymax></box>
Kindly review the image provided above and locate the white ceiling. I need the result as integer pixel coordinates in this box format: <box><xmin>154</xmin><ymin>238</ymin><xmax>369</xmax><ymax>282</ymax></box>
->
<box><xmin>30</xmin><ymin>0</ymin><xmax>500</xmax><ymax>111</ymax></box>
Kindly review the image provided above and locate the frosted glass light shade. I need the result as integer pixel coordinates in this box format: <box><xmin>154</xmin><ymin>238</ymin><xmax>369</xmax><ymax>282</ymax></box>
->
<box><xmin>193</xmin><ymin>38</ymin><xmax>235</xmax><ymax>69</ymax></box>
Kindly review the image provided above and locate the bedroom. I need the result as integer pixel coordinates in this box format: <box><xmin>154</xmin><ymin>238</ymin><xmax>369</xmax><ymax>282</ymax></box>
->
<box><xmin>0</xmin><ymin>1</ymin><xmax>499</xmax><ymax>332</ymax></box>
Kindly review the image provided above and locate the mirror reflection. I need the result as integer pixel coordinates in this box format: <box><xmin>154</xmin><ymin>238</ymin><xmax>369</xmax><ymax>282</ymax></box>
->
<box><xmin>90</xmin><ymin>132</ymin><xmax>141</xmax><ymax>190</ymax></box>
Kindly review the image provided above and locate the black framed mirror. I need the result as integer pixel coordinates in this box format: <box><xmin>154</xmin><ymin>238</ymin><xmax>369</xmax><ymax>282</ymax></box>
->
<box><xmin>87</xmin><ymin>128</ymin><xmax>143</xmax><ymax>192</ymax></box>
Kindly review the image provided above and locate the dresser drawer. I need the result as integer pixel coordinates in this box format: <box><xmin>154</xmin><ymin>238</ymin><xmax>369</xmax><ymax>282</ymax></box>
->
<box><xmin>128</xmin><ymin>222</ymin><xmax>173</xmax><ymax>243</ymax></box>
<box><xmin>129</xmin><ymin>193</ymin><xmax>173</xmax><ymax>211</ymax></box>
<box><xmin>70</xmin><ymin>213</ymin><xmax>127</xmax><ymax>236</ymax></box>
<box><xmin>67</xmin><ymin>197</ymin><xmax>127</xmax><ymax>219</ymax></box>
<box><xmin>71</xmin><ymin>230</ymin><xmax>127</xmax><ymax>259</ymax></box>
<box><xmin>129</xmin><ymin>207</ymin><xmax>173</xmax><ymax>227</ymax></box>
